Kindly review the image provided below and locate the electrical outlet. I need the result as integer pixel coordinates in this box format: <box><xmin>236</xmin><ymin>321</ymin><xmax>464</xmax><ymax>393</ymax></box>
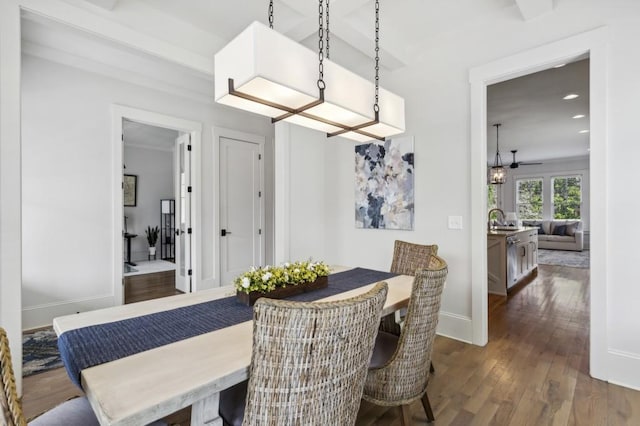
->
<box><xmin>448</xmin><ymin>216</ymin><xmax>463</xmax><ymax>230</ymax></box>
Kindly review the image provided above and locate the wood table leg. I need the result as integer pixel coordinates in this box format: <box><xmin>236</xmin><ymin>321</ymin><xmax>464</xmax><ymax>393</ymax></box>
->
<box><xmin>191</xmin><ymin>393</ymin><xmax>222</xmax><ymax>426</ymax></box>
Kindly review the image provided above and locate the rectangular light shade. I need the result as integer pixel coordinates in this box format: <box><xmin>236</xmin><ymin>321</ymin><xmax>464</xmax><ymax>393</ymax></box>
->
<box><xmin>214</xmin><ymin>21</ymin><xmax>405</xmax><ymax>142</ymax></box>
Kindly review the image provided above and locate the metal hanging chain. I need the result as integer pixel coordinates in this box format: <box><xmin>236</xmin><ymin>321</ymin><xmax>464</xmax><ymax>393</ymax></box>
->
<box><xmin>374</xmin><ymin>0</ymin><xmax>380</xmax><ymax>113</ymax></box>
<box><xmin>326</xmin><ymin>0</ymin><xmax>330</xmax><ymax>60</ymax></box>
<box><xmin>268</xmin><ymin>0</ymin><xmax>274</xmax><ymax>29</ymax></box>
<box><xmin>494</xmin><ymin>124</ymin><xmax>503</xmax><ymax>166</ymax></box>
<box><xmin>318</xmin><ymin>0</ymin><xmax>325</xmax><ymax>89</ymax></box>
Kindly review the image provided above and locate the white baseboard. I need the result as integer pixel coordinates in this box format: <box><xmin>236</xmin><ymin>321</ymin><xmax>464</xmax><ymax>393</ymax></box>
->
<box><xmin>436</xmin><ymin>311</ymin><xmax>473</xmax><ymax>344</ymax></box>
<box><xmin>607</xmin><ymin>349</ymin><xmax>640</xmax><ymax>391</ymax></box>
<box><xmin>22</xmin><ymin>295</ymin><xmax>115</xmax><ymax>330</ymax></box>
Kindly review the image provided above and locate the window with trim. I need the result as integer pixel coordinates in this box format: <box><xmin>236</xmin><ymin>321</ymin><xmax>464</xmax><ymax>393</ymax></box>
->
<box><xmin>487</xmin><ymin>184</ymin><xmax>497</xmax><ymax>210</ymax></box>
<box><xmin>552</xmin><ymin>175</ymin><xmax>581</xmax><ymax>219</ymax></box>
<box><xmin>516</xmin><ymin>178</ymin><xmax>543</xmax><ymax>219</ymax></box>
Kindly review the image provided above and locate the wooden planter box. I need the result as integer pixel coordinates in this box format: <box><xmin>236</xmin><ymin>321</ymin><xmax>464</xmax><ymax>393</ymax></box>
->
<box><xmin>236</xmin><ymin>275</ymin><xmax>329</xmax><ymax>306</ymax></box>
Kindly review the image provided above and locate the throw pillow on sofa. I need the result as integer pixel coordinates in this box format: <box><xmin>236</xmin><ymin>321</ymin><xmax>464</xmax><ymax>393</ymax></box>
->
<box><xmin>565</xmin><ymin>221</ymin><xmax>580</xmax><ymax>236</ymax></box>
<box><xmin>534</xmin><ymin>223</ymin><xmax>545</xmax><ymax>235</ymax></box>
<box><xmin>523</xmin><ymin>221</ymin><xmax>545</xmax><ymax>235</ymax></box>
<box><xmin>552</xmin><ymin>224</ymin><xmax>567</xmax><ymax>236</ymax></box>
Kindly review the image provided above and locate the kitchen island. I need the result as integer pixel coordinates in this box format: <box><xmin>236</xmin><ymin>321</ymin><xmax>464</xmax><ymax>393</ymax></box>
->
<box><xmin>488</xmin><ymin>227</ymin><xmax>538</xmax><ymax>295</ymax></box>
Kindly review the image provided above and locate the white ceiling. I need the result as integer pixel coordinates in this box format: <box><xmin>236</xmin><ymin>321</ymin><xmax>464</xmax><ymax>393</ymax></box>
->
<box><xmin>121</xmin><ymin>0</ymin><xmax>521</xmax><ymax>71</ymax></box>
<box><xmin>22</xmin><ymin>0</ymin><xmax>577</xmax><ymax>162</ymax></box>
<box><xmin>487</xmin><ymin>58</ymin><xmax>590</xmax><ymax>165</ymax></box>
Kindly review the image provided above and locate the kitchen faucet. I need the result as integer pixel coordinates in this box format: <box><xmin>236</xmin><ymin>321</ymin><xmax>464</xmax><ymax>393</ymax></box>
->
<box><xmin>488</xmin><ymin>208</ymin><xmax>505</xmax><ymax>230</ymax></box>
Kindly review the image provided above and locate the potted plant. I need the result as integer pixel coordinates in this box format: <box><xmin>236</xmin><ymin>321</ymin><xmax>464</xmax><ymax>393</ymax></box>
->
<box><xmin>234</xmin><ymin>261</ymin><xmax>331</xmax><ymax>306</ymax></box>
<box><xmin>145</xmin><ymin>225</ymin><xmax>159</xmax><ymax>256</ymax></box>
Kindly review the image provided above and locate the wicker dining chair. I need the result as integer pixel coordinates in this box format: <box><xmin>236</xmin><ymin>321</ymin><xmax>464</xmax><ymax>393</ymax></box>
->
<box><xmin>1</xmin><ymin>327</ymin><xmax>165</xmax><ymax>426</ymax></box>
<box><xmin>219</xmin><ymin>282</ymin><xmax>389</xmax><ymax>426</ymax></box>
<box><xmin>1</xmin><ymin>327</ymin><xmax>100</xmax><ymax>426</ymax></box>
<box><xmin>380</xmin><ymin>240</ymin><xmax>439</xmax><ymax>336</ymax></box>
<box><xmin>390</xmin><ymin>240</ymin><xmax>439</xmax><ymax>276</ymax></box>
<box><xmin>364</xmin><ymin>255</ymin><xmax>448</xmax><ymax>425</ymax></box>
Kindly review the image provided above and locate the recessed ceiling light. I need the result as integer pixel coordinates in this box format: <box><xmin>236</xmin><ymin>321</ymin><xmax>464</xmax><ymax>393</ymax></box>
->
<box><xmin>579</xmin><ymin>130</ymin><xmax>589</xmax><ymax>134</ymax></box>
<box><xmin>553</xmin><ymin>63</ymin><xmax>566</xmax><ymax>68</ymax></box>
<box><xmin>573</xmin><ymin>114</ymin><xmax>586</xmax><ymax>119</ymax></box>
<box><xmin>563</xmin><ymin>94</ymin><xmax>579</xmax><ymax>100</ymax></box>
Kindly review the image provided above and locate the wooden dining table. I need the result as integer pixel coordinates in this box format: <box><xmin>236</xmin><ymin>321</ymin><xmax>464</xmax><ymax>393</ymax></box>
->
<box><xmin>53</xmin><ymin>266</ymin><xmax>414</xmax><ymax>426</ymax></box>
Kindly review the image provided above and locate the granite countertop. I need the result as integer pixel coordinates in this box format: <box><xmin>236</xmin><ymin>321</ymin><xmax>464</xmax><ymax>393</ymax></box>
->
<box><xmin>487</xmin><ymin>226</ymin><xmax>538</xmax><ymax>237</ymax></box>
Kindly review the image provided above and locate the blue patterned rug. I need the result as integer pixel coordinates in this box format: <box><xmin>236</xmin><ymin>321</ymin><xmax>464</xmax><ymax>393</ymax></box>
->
<box><xmin>22</xmin><ymin>328</ymin><xmax>63</xmax><ymax>377</ymax></box>
<box><xmin>537</xmin><ymin>249</ymin><xmax>590</xmax><ymax>269</ymax></box>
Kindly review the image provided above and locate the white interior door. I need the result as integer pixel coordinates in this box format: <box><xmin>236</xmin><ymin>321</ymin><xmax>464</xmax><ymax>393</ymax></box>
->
<box><xmin>175</xmin><ymin>133</ymin><xmax>192</xmax><ymax>293</ymax></box>
<box><xmin>220</xmin><ymin>137</ymin><xmax>263</xmax><ymax>286</ymax></box>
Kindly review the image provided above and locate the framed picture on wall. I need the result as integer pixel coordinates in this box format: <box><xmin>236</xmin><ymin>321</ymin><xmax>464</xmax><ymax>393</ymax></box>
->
<box><xmin>124</xmin><ymin>174</ymin><xmax>137</xmax><ymax>207</ymax></box>
<box><xmin>354</xmin><ymin>137</ymin><xmax>415</xmax><ymax>230</ymax></box>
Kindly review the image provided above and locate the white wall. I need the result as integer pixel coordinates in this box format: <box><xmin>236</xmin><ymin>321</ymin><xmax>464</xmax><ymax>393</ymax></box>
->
<box><xmin>498</xmin><ymin>156</ymin><xmax>590</xmax><ymax>230</ymax></box>
<box><xmin>277</xmin><ymin>122</ymin><xmax>473</xmax><ymax>341</ymax></box>
<box><xmin>0</xmin><ymin>1</ymin><xmax>24</xmax><ymax>390</ymax></box>
<box><xmin>605</xmin><ymin>13</ymin><xmax>640</xmax><ymax>389</ymax></box>
<box><xmin>278</xmin><ymin>0</ymin><xmax>640</xmax><ymax>389</ymax></box>
<box><xmin>21</xmin><ymin>54</ymin><xmax>274</xmax><ymax>329</ymax></box>
<box><xmin>123</xmin><ymin>145</ymin><xmax>174</xmax><ymax>261</ymax></box>
<box><xmin>274</xmin><ymin>124</ymin><xmax>328</xmax><ymax>264</ymax></box>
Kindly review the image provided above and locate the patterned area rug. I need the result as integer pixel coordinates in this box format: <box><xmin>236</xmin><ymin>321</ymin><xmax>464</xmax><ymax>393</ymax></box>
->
<box><xmin>537</xmin><ymin>248</ymin><xmax>590</xmax><ymax>269</ymax></box>
<box><xmin>22</xmin><ymin>327</ymin><xmax>63</xmax><ymax>377</ymax></box>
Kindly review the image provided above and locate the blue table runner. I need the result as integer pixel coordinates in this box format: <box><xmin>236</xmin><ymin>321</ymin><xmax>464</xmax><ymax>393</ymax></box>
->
<box><xmin>58</xmin><ymin>267</ymin><xmax>397</xmax><ymax>388</ymax></box>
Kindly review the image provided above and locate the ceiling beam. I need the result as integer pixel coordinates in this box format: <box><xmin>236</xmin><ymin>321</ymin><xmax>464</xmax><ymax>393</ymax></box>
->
<box><xmin>281</xmin><ymin>17</ymin><xmax>317</xmax><ymax>42</ymax></box>
<box><xmin>515</xmin><ymin>0</ymin><xmax>553</xmax><ymax>21</ymax></box>
<box><xmin>330</xmin><ymin>19</ymin><xmax>406</xmax><ymax>70</ymax></box>
<box><xmin>278</xmin><ymin>0</ymin><xmax>406</xmax><ymax>70</ymax></box>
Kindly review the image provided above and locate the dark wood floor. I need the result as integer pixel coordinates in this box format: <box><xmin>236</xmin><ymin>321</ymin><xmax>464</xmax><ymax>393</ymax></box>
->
<box><xmin>23</xmin><ymin>270</ymin><xmax>187</xmax><ymax>423</ymax></box>
<box><xmin>22</xmin><ymin>265</ymin><xmax>640</xmax><ymax>425</ymax></box>
<box><xmin>124</xmin><ymin>270</ymin><xmax>182</xmax><ymax>304</ymax></box>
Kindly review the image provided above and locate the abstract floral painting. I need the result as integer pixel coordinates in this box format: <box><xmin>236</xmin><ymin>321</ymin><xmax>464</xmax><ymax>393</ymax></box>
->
<box><xmin>355</xmin><ymin>137</ymin><xmax>414</xmax><ymax>230</ymax></box>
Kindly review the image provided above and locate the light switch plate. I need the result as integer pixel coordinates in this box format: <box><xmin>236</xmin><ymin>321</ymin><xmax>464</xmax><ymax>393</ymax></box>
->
<box><xmin>448</xmin><ymin>215</ymin><xmax>463</xmax><ymax>230</ymax></box>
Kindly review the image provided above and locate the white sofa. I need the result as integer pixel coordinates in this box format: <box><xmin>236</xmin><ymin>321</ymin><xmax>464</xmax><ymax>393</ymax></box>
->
<box><xmin>522</xmin><ymin>220</ymin><xmax>584</xmax><ymax>251</ymax></box>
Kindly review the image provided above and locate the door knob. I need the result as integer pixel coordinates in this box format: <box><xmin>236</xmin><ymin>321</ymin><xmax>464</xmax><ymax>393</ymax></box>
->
<box><xmin>221</xmin><ymin>229</ymin><xmax>232</xmax><ymax>237</ymax></box>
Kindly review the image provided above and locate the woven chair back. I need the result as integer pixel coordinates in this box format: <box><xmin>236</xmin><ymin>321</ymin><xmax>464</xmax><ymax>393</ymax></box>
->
<box><xmin>1</xmin><ymin>327</ymin><xmax>26</xmax><ymax>426</ymax></box>
<box><xmin>390</xmin><ymin>240</ymin><xmax>438</xmax><ymax>276</ymax></box>
<box><xmin>242</xmin><ymin>282</ymin><xmax>388</xmax><ymax>426</ymax></box>
<box><xmin>364</xmin><ymin>255</ymin><xmax>447</xmax><ymax>405</ymax></box>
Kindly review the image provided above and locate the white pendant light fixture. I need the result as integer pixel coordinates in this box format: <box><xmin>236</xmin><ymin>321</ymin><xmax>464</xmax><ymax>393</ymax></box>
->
<box><xmin>214</xmin><ymin>0</ymin><xmax>405</xmax><ymax>142</ymax></box>
<box><xmin>489</xmin><ymin>123</ymin><xmax>506</xmax><ymax>185</ymax></box>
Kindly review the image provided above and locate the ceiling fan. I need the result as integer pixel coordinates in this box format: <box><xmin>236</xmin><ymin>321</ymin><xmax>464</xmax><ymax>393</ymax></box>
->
<box><xmin>509</xmin><ymin>150</ymin><xmax>543</xmax><ymax>169</ymax></box>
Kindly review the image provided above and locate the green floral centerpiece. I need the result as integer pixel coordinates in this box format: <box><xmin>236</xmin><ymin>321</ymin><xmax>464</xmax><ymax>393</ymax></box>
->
<box><xmin>234</xmin><ymin>261</ymin><xmax>331</xmax><ymax>306</ymax></box>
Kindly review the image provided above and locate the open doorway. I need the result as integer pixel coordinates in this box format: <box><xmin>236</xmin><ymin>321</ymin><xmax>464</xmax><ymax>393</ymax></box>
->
<box><xmin>469</xmin><ymin>28</ymin><xmax>608</xmax><ymax>379</ymax></box>
<box><xmin>485</xmin><ymin>58</ymin><xmax>591</xmax><ymax>337</ymax></box>
<box><xmin>112</xmin><ymin>106</ymin><xmax>201</xmax><ymax>306</ymax></box>
<box><xmin>482</xmin><ymin>56</ymin><xmax>593</xmax><ymax>334</ymax></box>
<box><xmin>122</xmin><ymin>119</ymin><xmax>185</xmax><ymax>303</ymax></box>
